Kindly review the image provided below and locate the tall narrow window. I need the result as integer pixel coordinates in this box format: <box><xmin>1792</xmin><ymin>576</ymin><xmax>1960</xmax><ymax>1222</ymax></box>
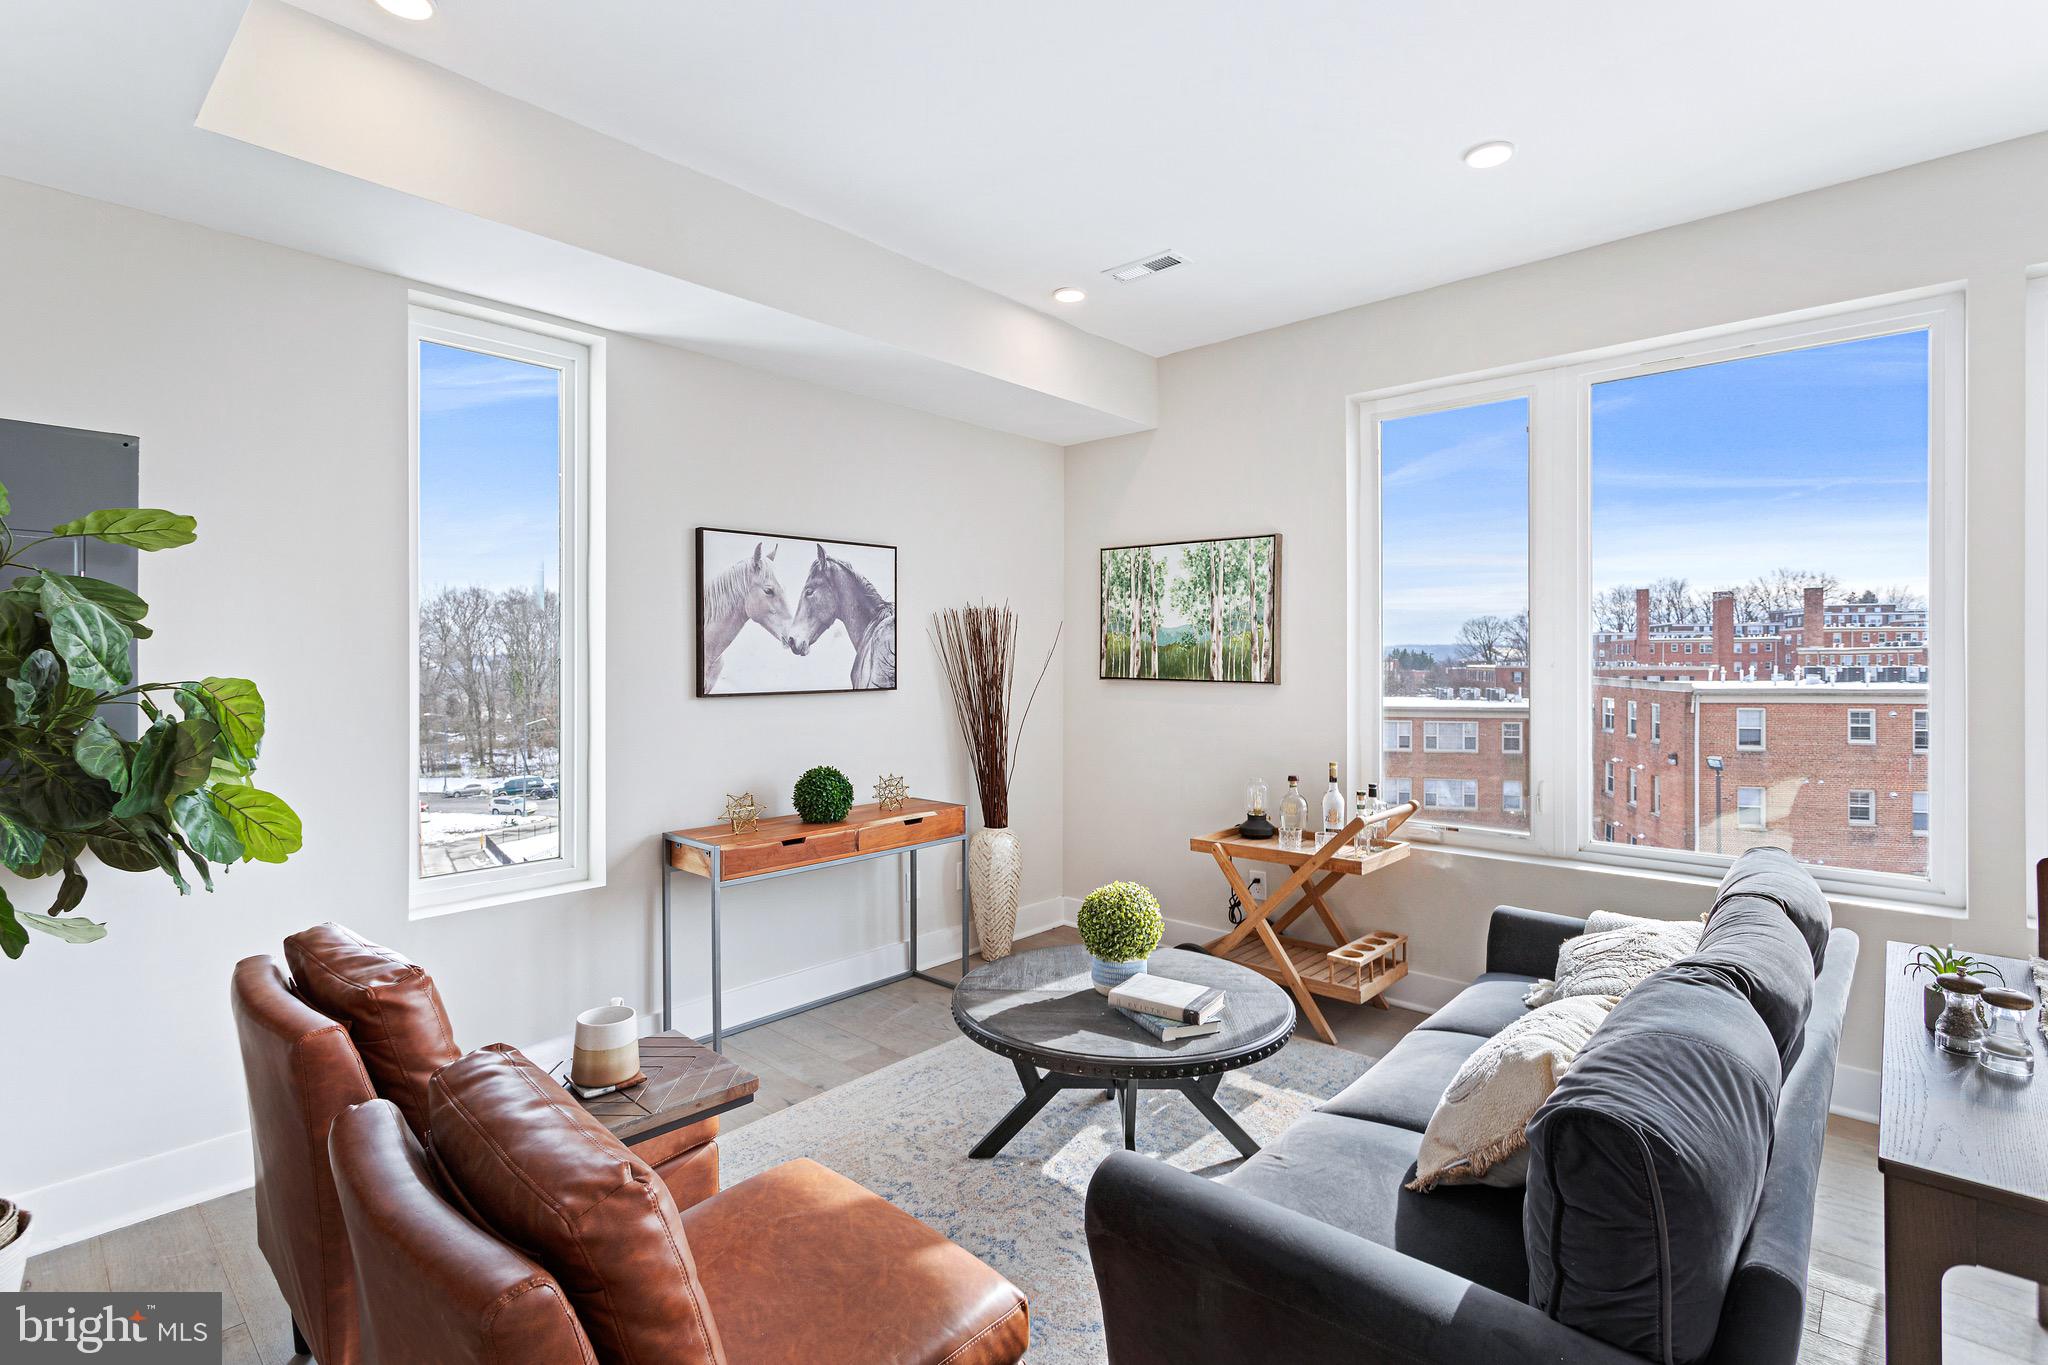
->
<box><xmin>1593</xmin><ymin>328</ymin><xmax>1930</xmax><ymax>878</ymax></box>
<box><xmin>411</xmin><ymin>305</ymin><xmax>594</xmax><ymax>913</ymax></box>
<box><xmin>1376</xmin><ymin>396</ymin><xmax>1529</xmax><ymax>834</ymax></box>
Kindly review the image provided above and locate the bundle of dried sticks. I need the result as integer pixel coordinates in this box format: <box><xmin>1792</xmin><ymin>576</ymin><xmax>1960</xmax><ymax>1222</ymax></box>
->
<box><xmin>929</xmin><ymin>604</ymin><xmax>1060</xmax><ymax>829</ymax></box>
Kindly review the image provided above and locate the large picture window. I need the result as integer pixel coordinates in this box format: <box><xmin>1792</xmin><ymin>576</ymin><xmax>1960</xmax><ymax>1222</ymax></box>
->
<box><xmin>1357</xmin><ymin>293</ymin><xmax>1962</xmax><ymax>904</ymax></box>
<box><xmin>410</xmin><ymin>304</ymin><xmax>597</xmax><ymax>914</ymax></box>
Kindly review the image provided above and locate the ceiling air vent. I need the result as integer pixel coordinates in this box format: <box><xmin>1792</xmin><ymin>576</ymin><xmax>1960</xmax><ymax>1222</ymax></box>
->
<box><xmin>1104</xmin><ymin>251</ymin><xmax>1185</xmax><ymax>282</ymax></box>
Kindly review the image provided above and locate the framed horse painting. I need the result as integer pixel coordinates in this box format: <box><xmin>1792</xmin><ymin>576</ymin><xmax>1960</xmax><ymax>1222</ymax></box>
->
<box><xmin>696</xmin><ymin>527</ymin><xmax>898</xmax><ymax>696</ymax></box>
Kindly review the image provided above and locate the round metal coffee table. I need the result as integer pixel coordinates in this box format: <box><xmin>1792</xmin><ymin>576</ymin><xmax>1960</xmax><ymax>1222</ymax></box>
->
<box><xmin>951</xmin><ymin>945</ymin><xmax>1294</xmax><ymax>1159</ymax></box>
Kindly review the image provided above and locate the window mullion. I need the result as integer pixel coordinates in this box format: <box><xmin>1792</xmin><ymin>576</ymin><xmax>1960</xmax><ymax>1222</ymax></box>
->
<box><xmin>1526</xmin><ymin>369</ymin><xmax>1584</xmax><ymax>856</ymax></box>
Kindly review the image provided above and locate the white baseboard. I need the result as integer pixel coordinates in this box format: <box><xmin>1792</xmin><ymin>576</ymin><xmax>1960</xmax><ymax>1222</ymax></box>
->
<box><xmin>1828</xmin><ymin>1063</ymin><xmax>1879</xmax><ymax>1124</ymax></box>
<box><xmin>17</xmin><ymin>1129</ymin><xmax>254</xmax><ymax>1256</ymax></box>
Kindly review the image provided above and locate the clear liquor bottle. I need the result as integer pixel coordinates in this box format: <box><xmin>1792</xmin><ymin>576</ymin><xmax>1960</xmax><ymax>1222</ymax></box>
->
<box><xmin>1354</xmin><ymin>787</ymin><xmax>1375</xmax><ymax>852</ymax></box>
<box><xmin>1321</xmin><ymin>761</ymin><xmax>1346</xmax><ymax>838</ymax></box>
<box><xmin>1278</xmin><ymin>776</ymin><xmax>1308</xmax><ymax>849</ymax></box>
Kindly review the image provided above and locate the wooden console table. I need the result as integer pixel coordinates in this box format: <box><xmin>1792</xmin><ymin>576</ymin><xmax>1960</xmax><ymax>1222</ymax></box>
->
<box><xmin>1878</xmin><ymin>939</ymin><xmax>2047</xmax><ymax>1363</ymax></box>
<box><xmin>661</xmin><ymin>798</ymin><xmax>969</xmax><ymax>1050</ymax></box>
<box><xmin>1189</xmin><ymin>801</ymin><xmax>1417</xmax><ymax>1044</ymax></box>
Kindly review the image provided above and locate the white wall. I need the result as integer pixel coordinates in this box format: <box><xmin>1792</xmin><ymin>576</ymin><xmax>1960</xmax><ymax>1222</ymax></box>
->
<box><xmin>0</xmin><ymin>174</ymin><xmax>1065</xmax><ymax>1246</ymax></box>
<box><xmin>1065</xmin><ymin>132</ymin><xmax>2048</xmax><ymax>1114</ymax></box>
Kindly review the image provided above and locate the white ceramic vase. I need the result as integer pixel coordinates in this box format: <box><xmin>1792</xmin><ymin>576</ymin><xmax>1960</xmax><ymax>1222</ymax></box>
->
<box><xmin>968</xmin><ymin>827</ymin><xmax>1022</xmax><ymax>960</ymax></box>
<box><xmin>0</xmin><ymin>1203</ymin><xmax>28</xmax><ymax>1295</ymax></box>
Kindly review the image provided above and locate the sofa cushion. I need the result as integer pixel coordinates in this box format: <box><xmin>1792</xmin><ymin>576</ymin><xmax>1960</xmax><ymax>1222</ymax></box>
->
<box><xmin>1222</xmin><ymin>1111</ymin><xmax>1530</xmax><ymax>1299</ymax></box>
<box><xmin>1410</xmin><ymin>995</ymin><xmax>1617</xmax><ymax>1191</ymax></box>
<box><xmin>1318</xmin><ymin>1029</ymin><xmax>1487</xmax><ymax>1131</ymax></box>
<box><xmin>1690</xmin><ymin>896</ymin><xmax>1814</xmax><ymax>1071</ymax></box>
<box><xmin>680</xmin><ymin>1156</ymin><xmax>1029</xmax><ymax>1365</ymax></box>
<box><xmin>1711</xmin><ymin>845</ymin><xmax>1831</xmax><ymax>972</ymax></box>
<box><xmin>428</xmin><ymin>1044</ymin><xmax>721</xmax><ymax>1365</ymax></box>
<box><xmin>284</xmin><ymin>923</ymin><xmax>460</xmax><ymax>1139</ymax></box>
<box><xmin>1524</xmin><ymin>965</ymin><xmax>1781</xmax><ymax>1365</ymax></box>
<box><xmin>1524</xmin><ymin>919</ymin><xmax>1702</xmax><ymax>1008</ymax></box>
<box><xmin>1414</xmin><ymin>974</ymin><xmax>1536</xmax><ymax>1038</ymax></box>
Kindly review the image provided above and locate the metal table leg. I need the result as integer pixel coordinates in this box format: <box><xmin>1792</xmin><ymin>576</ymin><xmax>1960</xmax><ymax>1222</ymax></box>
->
<box><xmin>908</xmin><ymin>847</ymin><xmax>919</xmax><ymax>975</ymax></box>
<box><xmin>710</xmin><ymin>848</ymin><xmax>723</xmax><ymax>1052</ymax></box>
<box><xmin>660</xmin><ymin>848</ymin><xmax>673</xmax><ymax>1033</ymax></box>
<box><xmin>960</xmin><ymin>842</ymin><xmax>972</xmax><ymax>977</ymax></box>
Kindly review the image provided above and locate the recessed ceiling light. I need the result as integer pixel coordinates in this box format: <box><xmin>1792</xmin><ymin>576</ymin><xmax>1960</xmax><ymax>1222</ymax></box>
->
<box><xmin>1051</xmin><ymin>286</ymin><xmax>1087</xmax><ymax>304</ymax></box>
<box><xmin>1463</xmin><ymin>140</ymin><xmax>1515</xmax><ymax>170</ymax></box>
<box><xmin>373</xmin><ymin>0</ymin><xmax>435</xmax><ymax>18</ymax></box>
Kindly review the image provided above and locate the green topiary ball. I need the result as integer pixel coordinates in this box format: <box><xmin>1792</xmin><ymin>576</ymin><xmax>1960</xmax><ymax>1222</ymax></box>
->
<box><xmin>1076</xmin><ymin>881</ymin><xmax>1164</xmax><ymax>963</ymax></box>
<box><xmin>791</xmin><ymin>765</ymin><xmax>855</xmax><ymax>823</ymax></box>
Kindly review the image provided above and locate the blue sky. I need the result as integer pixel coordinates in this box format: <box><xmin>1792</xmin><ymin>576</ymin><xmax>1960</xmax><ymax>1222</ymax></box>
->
<box><xmin>1380</xmin><ymin>330</ymin><xmax>1931</xmax><ymax>644</ymax></box>
<box><xmin>418</xmin><ymin>341</ymin><xmax>562</xmax><ymax>595</ymax></box>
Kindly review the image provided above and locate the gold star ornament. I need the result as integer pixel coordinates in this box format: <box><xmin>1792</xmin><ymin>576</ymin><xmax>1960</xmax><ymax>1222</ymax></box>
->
<box><xmin>875</xmin><ymin>774</ymin><xmax>909</xmax><ymax>813</ymax></box>
<box><xmin>722</xmin><ymin>792</ymin><xmax>760</xmax><ymax>835</ymax></box>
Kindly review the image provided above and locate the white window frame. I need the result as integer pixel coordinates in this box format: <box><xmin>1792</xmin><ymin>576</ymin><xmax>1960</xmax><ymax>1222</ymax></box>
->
<box><xmin>1424</xmin><ymin>778</ymin><xmax>1479</xmax><ymax>811</ymax></box>
<box><xmin>1384</xmin><ymin>778</ymin><xmax>1412</xmax><ymax>806</ymax></box>
<box><xmin>1736</xmin><ymin>787</ymin><xmax>1767</xmax><ymax>831</ymax></box>
<box><xmin>1503</xmin><ymin>780</ymin><xmax>1525</xmax><ymax>814</ymax></box>
<box><xmin>1501</xmin><ymin>720</ymin><xmax>1524</xmax><ymax>754</ymax></box>
<box><xmin>1847</xmin><ymin>708</ymin><xmax>1876</xmax><ymax>745</ymax></box>
<box><xmin>1383</xmin><ymin>719</ymin><xmax>1412</xmax><ymax>752</ymax></box>
<box><xmin>408</xmin><ymin>300</ymin><xmax>604</xmax><ymax>918</ymax></box>
<box><xmin>1651</xmin><ymin>702</ymin><xmax>1662</xmax><ymax>741</ymax></box>
<box><xmin>1354</xmin><ymin>290</ymin><xmax>1965</xmax><ymax>907</ymax></box>
<box><xmin>1601</xmin><ymin>697</ymin><xmax>1615</xmax><ymax>732</ymax></box>
<box><xmin>1627</xmin><ymin>699</ymin><xmax>1638</xmax><ymax>737</ymax></box>
<box><xmin>1848</xmin><ymin>789</ymin><xmax>1877</xmax><ymax>827</ymax></box>
<box><xmin>1736</xmin><ymin>708</ymin><xmax>1767</xmax><ymax>751</ymax></box>
<box><xmin>1423</xmin><ymin>720</ymin><xmax>1478</xmax><ymax>753</ymax></box>
<box><xmin>1603</xmin><ymin>759</ymin><xmax>1615</xmax><ymax>797</ymax></box>
<box><xmin>1626</xmin><ymin>768</ymin><xmax>1638</xmax><ymax>808</ymax></box>
<box><xmin>1650</xmin><ymin>773</ymin><xmax>1661</xmax><ymax>816</ymax></box>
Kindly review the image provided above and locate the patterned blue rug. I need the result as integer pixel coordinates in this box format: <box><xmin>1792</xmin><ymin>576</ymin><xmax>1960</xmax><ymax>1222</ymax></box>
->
<box><xmin>716</xmin><ymin>1035</ymin><xmax>1371</xmax><ymax>1363</ymax></box>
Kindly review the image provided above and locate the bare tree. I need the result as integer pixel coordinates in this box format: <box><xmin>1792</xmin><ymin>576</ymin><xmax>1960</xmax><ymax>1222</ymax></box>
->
<box><xmin>1650</xmin><ymin>577</ymin><xmax>1703</xmax><ymax>627</ymax></box>
<box><xmin>1502</xmin><ymin>610</ymin><xmax>1530</xmax><ymax>662</ymax></box>
<box><xmin>1735</xmin><ymin>568</ymin><xmax>1840</xmax><ymax>626</ymax></box>
<box><xmin>1457</xmin><ymin>614</ymin><xmax>1510</xmax><ymax>664</ymax></box>
<box><xmin>1593</xmin><ymin>585</ymin><xmax>1637</xmax><ymax>635</ymax></box>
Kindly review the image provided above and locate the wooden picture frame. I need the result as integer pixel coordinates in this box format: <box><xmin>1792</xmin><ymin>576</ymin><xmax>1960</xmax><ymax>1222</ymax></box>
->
<box><xmin>696</xmin><ymin>526</ymin><xmax>898</xmax><ymax>697</ymax></box>
<box><xmin>1098</xmin><ymin>533</ymin><xmax>1280</xmax><ymax>683</ymax></box>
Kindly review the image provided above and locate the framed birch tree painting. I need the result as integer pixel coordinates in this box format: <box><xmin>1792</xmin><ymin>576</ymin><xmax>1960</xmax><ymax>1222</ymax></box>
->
<box><xmin>1098</xmin><ymin>533</ymin><xmax>1280</xmax><ymax>682</ymax></box>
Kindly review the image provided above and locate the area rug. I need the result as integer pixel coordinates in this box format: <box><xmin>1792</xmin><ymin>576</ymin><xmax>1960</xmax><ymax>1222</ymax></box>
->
<box><xmin>715</xmin><ymin>1035</ymin><xmax>1371</xmax><ymax>1364</ymax></box>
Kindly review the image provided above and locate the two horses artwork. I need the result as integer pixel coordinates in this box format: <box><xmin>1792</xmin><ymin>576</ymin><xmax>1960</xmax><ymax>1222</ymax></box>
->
<box><xmin>698</xmin><ymin>530</ymin><xmax>898</xmax><ymax>695</ymax></box>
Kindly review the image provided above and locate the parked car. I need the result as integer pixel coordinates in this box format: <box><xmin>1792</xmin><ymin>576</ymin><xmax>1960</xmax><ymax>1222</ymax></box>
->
<box><xmin>451</xmin><ymin>781</ymin><xmax>487</xmax><ymax>798</ymax></box>
<box><xmin>497</xmin><ymin>775</ymin><xmax>557</xmax><ymax>797</ymax></box>
<box><xmin>490</xmin><ymin>795</ymin><xmax>533</xmax><ymax>816</ymax></box>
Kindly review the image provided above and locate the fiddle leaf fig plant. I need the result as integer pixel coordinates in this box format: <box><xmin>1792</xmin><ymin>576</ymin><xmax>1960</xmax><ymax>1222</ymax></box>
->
<box><xmin>0</xmin><ymin>484</ymin><xmax>302</xmax><ymax>958</ymax></box>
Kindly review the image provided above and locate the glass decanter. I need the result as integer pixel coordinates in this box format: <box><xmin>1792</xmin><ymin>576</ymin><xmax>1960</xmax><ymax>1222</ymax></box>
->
<box><xmin>1278</xmin><ymin>776</ymin><xmax>1307</xmax><ymax>850</ymax></box>
<box><xmin>1978</xmin><ymin>987</ymin><xmax>2036</xmax><ymax>1078</ymax></box>
<box><xmin>1933</xmin><ymin>974</ymin><xmax>1987</xmax><ymax>1057</ymax></box>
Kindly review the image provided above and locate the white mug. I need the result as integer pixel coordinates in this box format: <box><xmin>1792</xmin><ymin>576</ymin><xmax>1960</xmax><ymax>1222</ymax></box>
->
<box><xmin>571</xmin><ymin>997</ymin><xmax>640</xmax><ymax>1088</ymax></box>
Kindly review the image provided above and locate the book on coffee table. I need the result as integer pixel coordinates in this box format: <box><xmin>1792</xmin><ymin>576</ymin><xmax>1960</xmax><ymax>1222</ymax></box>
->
<box><xmin>1115</xmin><ymin>1007</ymin><xmax>1224</xmax><ymax>1042</ymax></box>
<box><xmin>1108</xmin><ymin>973</ymin><xmax>1227</xmax><ymax>1025</ymax></box>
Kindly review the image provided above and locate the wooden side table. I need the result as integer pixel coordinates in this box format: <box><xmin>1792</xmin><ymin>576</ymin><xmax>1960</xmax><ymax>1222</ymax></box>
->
<box><xmin>557</xmin><ymin>1031</ymin><xmax>759</xmax><ymax>1148</ymax></box>
<box><xmin>1878</xmin><ymin>940</ymin><xmax>2048</xmax><ymax>1363</ymax></box>
<box><xmin>1189</xmin><ymin>802</ymin><xmax>1416</xmax><ymax>1044</ymax></box>
<box><xmin>661</xmin><ymin>798</ymin><xmax>969</xmax><ymax>1049</ymax></box>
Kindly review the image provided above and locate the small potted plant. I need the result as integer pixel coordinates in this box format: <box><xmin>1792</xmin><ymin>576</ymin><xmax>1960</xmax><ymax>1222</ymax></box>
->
<box><xmin>1903</xmin><ymin>943</ymin><xmax>2004</xmax><ymax>1030</ymax></box>
<box><xmin>790</xmin><ymin>765</ymin><xmax>855</xmax><ymax>824</ymax></box>
<box><xmin>1077</xmin><ymin>881</ymin><xmax>1164</xmax><ymax>994</ymax></box>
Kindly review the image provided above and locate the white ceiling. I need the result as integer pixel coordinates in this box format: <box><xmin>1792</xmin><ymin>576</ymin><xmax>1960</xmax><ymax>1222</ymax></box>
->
<box><xmin>282</xmin><ymin>0</ymin><xmax>2048</xmax><ymax>356</ymax></box>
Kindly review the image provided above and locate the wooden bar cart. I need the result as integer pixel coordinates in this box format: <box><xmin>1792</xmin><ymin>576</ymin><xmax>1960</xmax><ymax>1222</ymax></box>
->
<box><xmin>1188</xmin><ymin>802</ymin><xmax>1417</xmax><ymax>1044</ymax></box>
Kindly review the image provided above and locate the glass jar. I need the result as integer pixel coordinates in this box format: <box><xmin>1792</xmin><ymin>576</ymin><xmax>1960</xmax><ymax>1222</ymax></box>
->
<box><xmin>1978</xmin><ymin>987</ymin><xmax>2036</xmax><ymax>1079</ymax></box>
<box><xmin>1933</xmin><ymin>974</ymin><xmax>1987</xmax><ymax>1056</ymax></box>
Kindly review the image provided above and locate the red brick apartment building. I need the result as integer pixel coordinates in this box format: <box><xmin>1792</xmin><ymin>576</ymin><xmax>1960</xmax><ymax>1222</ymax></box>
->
<box><xmin>1385</xmin><ymin>585</ymin><xmax>1932</xmax><ymax>877</ymax></box>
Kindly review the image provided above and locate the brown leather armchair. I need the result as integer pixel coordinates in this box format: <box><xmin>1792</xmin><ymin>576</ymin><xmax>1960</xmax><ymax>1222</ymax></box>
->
<box><xmin>329</xmin><ymin>1048</ymin><xmax>1029</xmax><ymax>1365</ymax></box>
<box><xmin>233</xmin><ymin>925</ymin><xmax>720</xmax><ymax>1364</ymax></box>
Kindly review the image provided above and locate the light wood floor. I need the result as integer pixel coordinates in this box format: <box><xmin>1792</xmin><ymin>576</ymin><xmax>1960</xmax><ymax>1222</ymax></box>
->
<box><xmin>27</xmin><ymin>926</ymin><xmax>2045</xmax><ymax>1364</ymax></box>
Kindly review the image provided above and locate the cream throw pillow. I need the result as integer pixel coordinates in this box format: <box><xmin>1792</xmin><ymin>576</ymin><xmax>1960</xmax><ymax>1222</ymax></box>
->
<box><xmin>1407</xmin><ymin>995</ymin><xmax>1619</xmax><ymax>1192</ymax></box>
<box><xmin>1522</xmin><ymin>918</ymin><xmax>1701</xmax><ymax>1007</ymax></box>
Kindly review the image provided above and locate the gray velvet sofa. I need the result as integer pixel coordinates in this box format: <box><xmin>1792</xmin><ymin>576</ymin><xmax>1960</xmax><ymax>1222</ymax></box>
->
<box><xmin>1086</xmin><ymin>856</ymin><xmax>1858</xmax><ymax>1365</ymax></box>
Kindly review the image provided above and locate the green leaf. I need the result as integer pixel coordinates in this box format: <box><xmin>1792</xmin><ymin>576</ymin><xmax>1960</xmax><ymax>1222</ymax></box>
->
<box><xmin>18</xmin><ymin>910</ymin><xmax>108</xmax><ymax>945</ymax></box>
<box><xmin>113</xmin><ymin>717</ymin><xmax>193</xmax><ymax>818</ymax></box>
<box><xmin>37</xmin><ymin>575</ymin><xmax>132</xmax><ymax>692</ymax></box>
<box><xmin>0</xmin><ymin>810</ymin><xmax>46</xmax><ymax>871</ymax></box>
<box><xmin>51</xmin><ymin>574</ymin><xmax>149</xmax><ymax>625</ymax></box>
<box><xmin>14</xmin><ymin>755</ymin><xmax>117</xmax><ymax>831</ymax></box>
<box><xmin>73</xmin><ymin>717</ymin><xmax>130</xmax><ymax>792</ymax></box>
<box><xmin>50</xmin><ymin>508</ymin><xmax>197</xmax><ymax>551</ymax></box>
<box><xmin>214</xmin><ymin>785</ymin><xmax>302</xmax><ymax>863</ymax></box>
<box><xmin>49</xmin><ymin>686</ymin><xmax>103</xmax><ymax>730</ymax></box>
<box><xmin>173</xmin><ymin>789</ymin><xmax>244</xmax><ymax>865</ymax></box>
<box><xmin>0</xmin><ymin>890</ymin><xmax>24</xmax><ymax>960</ymax></box>
<box><xmin>120</xmin><ymin>817</ymin><xmax>190</xmax><ymax>894</ymax></box>
<box><xmin>0</xmin><ymin>593</ymin><xmax>38</xmax><ymax>673</ymax></box>
<box><xmin>87</xmin><ymin>826</ymin><xmax>161</xmax><ymax>873</ymax></box>
<box><xmin>0</xmin><ymin>479</ymin><xmax>10</xmax><ymax>518</ymax></box>
<box><xmin>7</xmin><ymin>648</ymin><xmax>63</xmax><ymax>723</ymax></box>
<box><xmin>49</xmin><ymin>862</ymin><xmax>87</xmax><ymax>914</ymax></box>
<box><xmin>12</xmin><ymin>830</ymin><xmax>82</xmax><ymax>878</ymax></box>
<box><xmin>189</xmin><ymin>678</ymin><xmax>265</xmax><ymax>765</ymax></box>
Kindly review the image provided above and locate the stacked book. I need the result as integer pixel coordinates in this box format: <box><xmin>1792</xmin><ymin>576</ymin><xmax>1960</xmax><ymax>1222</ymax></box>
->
<box><xmin>1108</xmin><ymin>973</ymin><xmax>1228</xmax><ymax>1041</ymax></box>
